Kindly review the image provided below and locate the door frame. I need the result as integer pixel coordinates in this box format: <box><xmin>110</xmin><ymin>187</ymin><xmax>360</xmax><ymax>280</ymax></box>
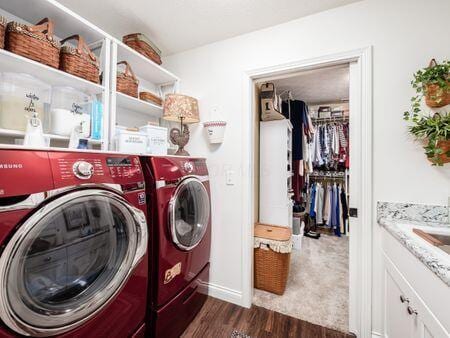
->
<box><xmin>240</xmin><ymin>46</ymin><xmax>373</xmax><ymax>338</ymax></box>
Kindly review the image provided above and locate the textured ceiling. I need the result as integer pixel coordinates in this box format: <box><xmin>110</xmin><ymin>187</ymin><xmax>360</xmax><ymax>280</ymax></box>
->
<box><xmin>58</xmin><ymin>0</ymin><xmax>359</xmax><ymax>55</ymax></box>
<box><xmin>270</xmin><ymin>65</ymin><xmax>349</xmax><ymax>105</ymax></box>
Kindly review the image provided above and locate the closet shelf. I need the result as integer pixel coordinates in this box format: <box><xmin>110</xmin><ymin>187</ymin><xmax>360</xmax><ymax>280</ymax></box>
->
<box><xmin>115</xmin><ymin>40</ymin><xmax>179</xmax><ymax>86</ymax></box>
<box><xmin>0</xmin><ymin>49</ymin><xmax>104</xmax><ymax>95</ymax></box>
<box><xmin>116</xmin><ymin>92</ymin><xmax>163</xmax><ymax>117</ymax></box>
<box><xmin>0</xmin><ymin>128</ymin><xmax>102</xmax><ymax>144</ymax></box>
<box><xmin>312</xmin><ymin>116</ymin><xmax>349</xmax><ymax>123</ymax></box>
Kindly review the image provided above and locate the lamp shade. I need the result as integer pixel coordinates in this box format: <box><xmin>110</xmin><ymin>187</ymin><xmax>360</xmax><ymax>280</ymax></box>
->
<box><xmin>163</xmin><ymin>94</ymin><xmax>200</xmax><ymax>124</ymax></box>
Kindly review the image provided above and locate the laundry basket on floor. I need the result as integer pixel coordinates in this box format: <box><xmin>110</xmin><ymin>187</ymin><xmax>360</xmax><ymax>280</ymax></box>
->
<box><xmin>254</xmin><ymin>223</ymin><xmax>292</xmax><ymax>295</ymax></box>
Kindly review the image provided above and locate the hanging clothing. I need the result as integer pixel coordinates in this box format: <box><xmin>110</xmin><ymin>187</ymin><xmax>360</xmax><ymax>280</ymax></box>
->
<box><xmin>334</xmin><ymin>185</ymin><xmax>341</xmax><ymax>237</ymax></box>
<box><xmin>282</xmin><ymin>100</ymin><xmax>307</xmax><ymax>161</ymax></box>
<box><xmin>323</xmin><ymin>183</ymin><xmax>332</xmax><ymax>225</ymax></box>
<box><xmin>309</xmin><ymin>184</ymin><xmax>317</xmax><ymax>218</ymax></box>
<box><xmin>315</xmin><ymin>183</ymin><xmax>324</xmax><ymax>224</ymax></box>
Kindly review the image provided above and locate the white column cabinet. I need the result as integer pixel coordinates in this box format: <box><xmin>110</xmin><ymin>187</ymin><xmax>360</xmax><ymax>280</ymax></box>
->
<box><xmin>259</xmin><ymin>119</ymin><xmax>293</xmax><ymax>228</ymax></box>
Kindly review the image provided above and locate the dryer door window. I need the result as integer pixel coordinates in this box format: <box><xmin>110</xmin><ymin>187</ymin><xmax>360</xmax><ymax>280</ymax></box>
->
<box><xmin>0</xmin><ymin>189</ymin><xmax>147</xmax><ymax>336</ymax></box>
<box><xmin>169</xmin><ymin>177</ymin><xmax>210</xmax><ymax>250</ymax></box>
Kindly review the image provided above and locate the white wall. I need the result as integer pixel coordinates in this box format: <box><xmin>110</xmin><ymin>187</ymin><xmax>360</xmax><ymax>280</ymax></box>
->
<box><xmin>165</xmin><ymin>0</ymin><xmax>450</xmax><ymax>334</ymax></box>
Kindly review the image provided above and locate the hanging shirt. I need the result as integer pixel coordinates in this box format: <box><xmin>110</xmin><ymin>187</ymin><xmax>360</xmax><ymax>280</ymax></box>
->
<box><xmin>334</xmin><ymin>185</ymin><xmax>341</xmax><ymax>237</ymax></box>
<box><xmin>282</xmin><ymin>100</ymin><xmax>308</xmax><ymax>161</ymax></box>
<box><xmin>315</xmin><ymin>183</ymin><xmax>324</xmax><ymax>224</ymax></box>
<box><xmin>309</xmin><ymin>184</ymin><xmax>317</xmax><ymax>217</ymax></box>
<box><xmin>323</xmin><ymin>184</ymin><xmax>332</xmax><ymax>225</ymax></box>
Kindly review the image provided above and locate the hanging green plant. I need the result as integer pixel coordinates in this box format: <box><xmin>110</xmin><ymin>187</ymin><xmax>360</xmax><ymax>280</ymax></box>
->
<box><xmin>404</xmin><ymin>59</ymin><xmax>449</xmax><ymax>166</ymax></box>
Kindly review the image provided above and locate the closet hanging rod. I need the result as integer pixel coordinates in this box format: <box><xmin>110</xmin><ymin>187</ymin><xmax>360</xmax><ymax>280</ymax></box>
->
<box><xmin>279</xmin><ymin>90</ymin><xmax>293</xmax><ymax>100</ymax></box>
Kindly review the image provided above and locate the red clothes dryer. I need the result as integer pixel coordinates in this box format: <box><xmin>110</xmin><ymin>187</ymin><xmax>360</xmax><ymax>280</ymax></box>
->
<box><xmin>141</xmin><ymin>156</ymin><xmax>211</xmax><ymax>338</ymax></box>
<box><xmin>0</xmin><ymin>149</ymin><xmax>148</xmax><ymax>337</ymax></box>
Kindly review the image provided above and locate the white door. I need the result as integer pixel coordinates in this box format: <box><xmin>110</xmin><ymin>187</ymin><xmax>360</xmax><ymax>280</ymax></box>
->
<box><xmin>0</xmin><ymin>189</ymin><xmax>147</xmax><ymax>337</ymax></box>
<box><xmin>348</xmin><ymin>60</ymin><xmax>362</xmax><ymax>334</ymax></box>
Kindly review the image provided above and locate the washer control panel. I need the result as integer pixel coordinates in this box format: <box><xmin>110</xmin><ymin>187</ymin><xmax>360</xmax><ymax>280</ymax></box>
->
<box><xmin>49</xmin><ymin>152</ymin><xmax>144</xmax><ymax>188</ymax></box>
<box><xmin>72</xmin><ymin>161</ymin><xmax>94</xmax><ymax>179</ymax></box>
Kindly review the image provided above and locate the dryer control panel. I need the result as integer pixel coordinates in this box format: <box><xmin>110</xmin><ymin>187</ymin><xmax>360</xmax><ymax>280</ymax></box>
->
<box><xmin>49</xmin><ymin>152</ymin><xmax>144</xmax><ymax>189</ymax></box>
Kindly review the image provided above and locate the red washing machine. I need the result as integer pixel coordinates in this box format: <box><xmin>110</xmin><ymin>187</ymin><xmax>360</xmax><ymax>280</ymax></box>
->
<box><xmin>0</xmin><ymin>149</ymin><xmax>148</xmax><ymax>337</ymax></box>
<box><xmin>140</xmin><ymin>156</ymin><xmax>211</xmax><ymax>338</ymax></box>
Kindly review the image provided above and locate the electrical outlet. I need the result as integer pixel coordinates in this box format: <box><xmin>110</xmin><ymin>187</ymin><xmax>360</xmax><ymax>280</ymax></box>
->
<box><xmin>226</xmin><ymin>170</ymin><xmax>235</xmax><ymax>185</ymax></box>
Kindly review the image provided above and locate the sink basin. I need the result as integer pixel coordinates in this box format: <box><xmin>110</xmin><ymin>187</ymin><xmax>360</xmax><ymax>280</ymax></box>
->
<box><xmin>413</xmin><ymin>228</ymin><xmax>450</xmax><ymax>254</ymax></box>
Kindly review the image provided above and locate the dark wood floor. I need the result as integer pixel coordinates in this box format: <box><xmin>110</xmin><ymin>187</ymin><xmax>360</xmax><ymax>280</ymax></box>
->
<box><xmin>182</xmin><ymin>297</ymin><xmax>354</xmax><ymax>338</ymax></box>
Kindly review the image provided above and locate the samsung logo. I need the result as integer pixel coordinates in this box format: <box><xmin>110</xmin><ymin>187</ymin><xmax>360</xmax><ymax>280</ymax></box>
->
<box><xmin>0</xmin><ymin>164</ymin><xmax>24</xmax><ymax>169</ymax></box>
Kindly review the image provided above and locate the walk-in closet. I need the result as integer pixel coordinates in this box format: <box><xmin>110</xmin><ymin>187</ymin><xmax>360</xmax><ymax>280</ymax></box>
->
<box><xmin>254</xmin><ymin>64</ymin><xmax>352</xmax><ymax>333</ymax></box>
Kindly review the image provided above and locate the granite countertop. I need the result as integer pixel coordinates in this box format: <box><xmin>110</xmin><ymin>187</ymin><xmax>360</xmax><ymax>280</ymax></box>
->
<box><xmin>377</xmin><ymin>202</ymin><xmax>450</xmax><ymax>287</ymax></box>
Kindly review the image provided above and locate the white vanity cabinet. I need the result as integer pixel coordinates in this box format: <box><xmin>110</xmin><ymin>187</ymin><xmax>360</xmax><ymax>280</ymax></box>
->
<box><xmin>382</xmin><ymin>228</ymin><xmax>450</xmax><ymax>338</ymax></box>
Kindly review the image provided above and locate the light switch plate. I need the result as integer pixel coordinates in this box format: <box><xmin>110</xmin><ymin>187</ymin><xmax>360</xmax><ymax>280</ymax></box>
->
<box><xmin>226</xmin><ymin>170</ymin><xmax>235</xmax><ymax>185</ymax></box>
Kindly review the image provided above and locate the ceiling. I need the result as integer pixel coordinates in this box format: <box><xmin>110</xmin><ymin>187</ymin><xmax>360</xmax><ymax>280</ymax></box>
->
<box><xmin>269</xmin><ymin>65</ymin><xmax>350</xmax><ymax>105</ymax></box>
<box><xmin>58</xmin><ymin>0</ymin><xmax>359</xmax><ymax>55</ymax></box>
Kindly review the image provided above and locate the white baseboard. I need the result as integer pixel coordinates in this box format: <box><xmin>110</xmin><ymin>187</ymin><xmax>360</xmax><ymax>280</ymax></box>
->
<box><xmin>372</xmin><ymin>331</ymin><xmax>382</xmax><ymax>338</ymax></box>
<box><xmin>205</xmin><ymin>282</ymin><xmax>243</xmax><ymax>306</ymax></box>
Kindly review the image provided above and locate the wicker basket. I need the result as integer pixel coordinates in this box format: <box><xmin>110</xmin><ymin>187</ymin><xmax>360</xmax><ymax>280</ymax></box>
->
<box><xmin>254</xmin><ymin>223</ymin><xmax>292</xmax><ymax>295</ymax></box>
<box><xmin>0</xmin><ymin>16</ymin><xmax>6</xmax><ymax>49</ymax></box>
<box><xmin>123</xmin><ymin>33</ymin><xmax>162</xmax><ymax>65</ymax></box>
<box><xmin>427</xmin><ymin>139</ymin><xmax>450</xmax><ymax>165</ymax></box>
<box><xmin>424</xmin><ymin>59</ymin><xmax>450</xmax><ymax>108</ymax></box>
<box><xmin>139</xmin><ymin>91</ymin><xmax>162</xmax><ymax>106</ymax></box>
<box><xmin>116</xmin><ymin>61</ymin><xmax>139</xmax><ymax>98</ymax></box>
<box><xmin>59</xmin><ymin>35</ymin><xmax>100</xmax><ymax>84</ymax></box>
<box><xmin>425</xmin><ymin>83</ymin><xmax>450</xmax><ymax>108</ymax></box>
<box><xmin>5</xmin><ymin>18</ymin><xmax>60</xmax><ymax>68</ymax></box>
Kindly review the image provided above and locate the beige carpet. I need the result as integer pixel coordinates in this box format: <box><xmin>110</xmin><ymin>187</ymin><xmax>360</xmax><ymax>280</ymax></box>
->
<box><xmin>253</xmin><ymin>234</ymin><xmax>349</xmax><ymax>333</ymax></box>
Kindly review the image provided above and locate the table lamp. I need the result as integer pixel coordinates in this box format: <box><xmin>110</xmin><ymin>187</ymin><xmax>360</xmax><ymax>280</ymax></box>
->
<box><xmin>163</xmin><ymin>94</ymin><xmax>199</xmax><ymax>156</ymax></box>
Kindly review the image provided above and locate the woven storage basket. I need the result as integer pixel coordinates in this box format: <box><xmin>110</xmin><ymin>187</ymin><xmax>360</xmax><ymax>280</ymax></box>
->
<box><xmin>139</xmin><ymin>91</ymin><xmax>162</xmax><ymax>106</ymax></box>
<box><xmin>427</xmin><ymin>139</ymin><xmax>450</xmax><ymax>165</ymax></box>
<box><xmin>123</xmin><ymin>33</ymin><xmax>162</xmax><ymax>65</ymax></box>
<box><xmin>116</xmin><ymin>61</ymin><xmax>139</xmax><ymax>98</ymax></box>
<box><xmin>0</xmin><ymin>16</ymin><xmax>6</xmax><ymax>49</ymax></box>
<box><xmin>5</xmin><ymin>18</ymin><xmax>60</xmax><ymax>68</ymax></box>
<box><xmin>254</xmin><ymin>223</ymin><xmax>292</xmax><ymax>295</ymax></box>
<box><xmin>59</xmin><ymin>35</ymin><xmax>100</xmax><ymax>84</ymax></box>
<box><xmin>424</xmin><ymin>59</ymin><xmax>450</xmax><ymax>108</ymax></box>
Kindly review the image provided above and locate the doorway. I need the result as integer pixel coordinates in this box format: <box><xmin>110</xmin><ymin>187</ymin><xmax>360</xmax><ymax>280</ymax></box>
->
<box><xmin>255</xmin><ymin>64</ymin><xmax>351</xmax><ymax>333</ymax></box>
<box><xmin>241</xmin><ymin>48</ymin><xmax>373</xmax><ymax>338</ymax></box>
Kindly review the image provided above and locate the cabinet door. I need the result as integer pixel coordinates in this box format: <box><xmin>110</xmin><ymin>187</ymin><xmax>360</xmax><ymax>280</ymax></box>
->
<box><xmin>383</xmin><ymin>252</ymin><xmax>449</xmax><ymax>338</ymax></box>
<box><xmin>385</xmin><ymin>268</ymin><xmax>415</xmax><ymax>338</ymax></box>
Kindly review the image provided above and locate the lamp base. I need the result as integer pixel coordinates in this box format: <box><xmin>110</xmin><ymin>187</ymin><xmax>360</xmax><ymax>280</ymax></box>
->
<box><xmin>169</xmin><ymin>123</ymin><xmax>191</xmax><ymax>157</ymax></box>
<box><xmin>174</xmin><ymin>148</ymin><xmax>190</xmax><ymax>156</ymax></box>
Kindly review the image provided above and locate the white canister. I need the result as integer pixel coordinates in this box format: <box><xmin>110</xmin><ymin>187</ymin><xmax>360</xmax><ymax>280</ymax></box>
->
<box><xmin>139</xmin><ymin>124</ymin><xmax>168</xmax><ymax>155</ymax></box>
<box><xmin>50</xmin><ymin>87</ymin><xmax>92</xmax><ymax>137</ymax></box>
<box><xmin>0</xmin><ymin>73</ymin><xmax>51</xmax><ymax>132</ymax></box>
<box><xmin>115</xmin><ymin>127</ymin><xmax>148</xmax><ymax>154</ymax></box>
<box><xmin>203</xmin><ymin>120</ymin><xmax>227</xmax><ymax>144</ymax></box>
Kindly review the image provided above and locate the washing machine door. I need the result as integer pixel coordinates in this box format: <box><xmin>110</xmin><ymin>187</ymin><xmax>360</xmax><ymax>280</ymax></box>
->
<box><xmin>169</xmin><ymin>177</ymin><xmax>210</xmax><ymax>251</ymax></box>
<box><xmin>0</xmin><ymin>189</ymin><xmax>148</xmax><ymax>337</ymax></box>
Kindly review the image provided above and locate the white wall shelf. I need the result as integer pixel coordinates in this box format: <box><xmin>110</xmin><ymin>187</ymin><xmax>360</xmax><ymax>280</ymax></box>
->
<box><xmin>115</xmin><ymin>40</ymin><xmax>179</xmax><ymax>86</ymax></box>
<box><xmin>0</xmin><ymin>0</ymin><xmax>108</xmax><ymax>44</ymax></box>
<box><xmin>0</xmin><ymin>49</ymin><xmax>105</xmax><ymax>95</ymax></box>
<box><xmin>0</xmin><ymin>128</ymin><xmax>102</xmax><ymax>145</ymax></box>
<box><xmin>0</xmin><ymin>0</ymin><xmax>180</xmax><ymax>154</ymax></box>
<box><xmin>116</xmin><ymin>92</ymin><xmax>163</xmax><ymax>117</ymax></box>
